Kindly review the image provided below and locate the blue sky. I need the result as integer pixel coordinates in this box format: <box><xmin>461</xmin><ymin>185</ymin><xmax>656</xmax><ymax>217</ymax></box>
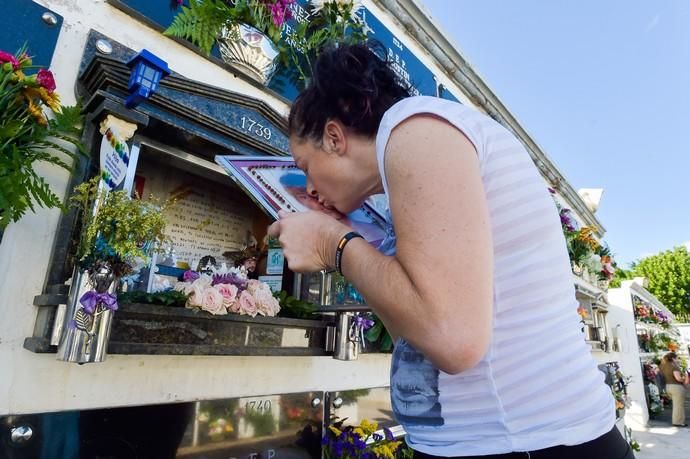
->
<box><xmin>421</xmin><ymin>0</ymin><xmax>690</xmax><ymax>267</ymax></box>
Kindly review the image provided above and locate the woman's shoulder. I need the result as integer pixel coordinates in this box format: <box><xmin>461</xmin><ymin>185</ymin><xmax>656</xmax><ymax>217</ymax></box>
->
<box><xmin>383</xmin><ymin>96</ymin><xmax>475</xmax><ymax>123</ymax></box>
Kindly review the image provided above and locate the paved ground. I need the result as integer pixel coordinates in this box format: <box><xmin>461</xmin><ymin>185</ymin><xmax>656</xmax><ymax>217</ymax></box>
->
<box><xmin>630</xmin><ymin>393</ymin><xmax>690</xmax><ymax>458</ymax></box>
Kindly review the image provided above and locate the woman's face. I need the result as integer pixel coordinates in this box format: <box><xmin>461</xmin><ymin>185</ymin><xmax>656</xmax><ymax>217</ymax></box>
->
<box><xmin>289</xmin><ymin>135</ymin><xmax>368</xmax><ymax>215</ymax></box>
<box><xmin>284</xmin><ymin>185</ymin><xmax>346</xmax><ymax>220</ymax></box>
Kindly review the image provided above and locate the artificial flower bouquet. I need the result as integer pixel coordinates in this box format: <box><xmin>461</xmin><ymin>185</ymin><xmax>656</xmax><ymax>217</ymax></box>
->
<box><xmin>166</xmin><ymin>0</ymin><xmax>368</xmax><ymax>85</ymax></box>
<box><xmin>175</xmin><ymin>265</ymin><xmax>280</xmax><ymax>317</ymax></box>
<box><xmin>633</xmin><ymin>300</ymin><xmax>672</xmax><ymax>328</ymax></box>
<box><xmin>0</xmin><ymin>48</ymin><xmax>84</xmax><ymax>228</ymax></box>
<box><xmin>322</xmin><ymin>418</ymin><xmax>410</xmax><ymax>459</ymax></box>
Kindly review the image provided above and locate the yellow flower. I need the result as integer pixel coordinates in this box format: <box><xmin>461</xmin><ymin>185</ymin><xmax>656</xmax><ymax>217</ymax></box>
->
<box><xmin>329</xmin><ymin>426</ymin><xmax>342</xmax><ymax>437</ymax></box>
<box><xmin>25</xmin><ymin>96</ymin><xmax>47</xmax><ymax>125</ymax></box>
<box><xmin>38</xmin><ymin>86</ymin><xmax>61</xmax><ymax>113</ymax></box>
<box><xmin>374</xmin><ymin>443</ymin><xmax>401</xmax><ymax>459</ymax></box>
<box><xmin>372</xmin><ymin>445</ymin><xmax>393</xmax><ymax>459</ymax></box>
<box><xmin>353</xmin><ymin>427</ymin><xmax>366</xmax><ymax>438</ymax></box>
<box><xmin>360</xmin><ymin>419</ymin><xmax>378</xmax><ymax>436</ymax></box>
<box><xmin>576</xmin><ymin>226</ymin><xmax>600</xmax><ymax>251</ymax></box>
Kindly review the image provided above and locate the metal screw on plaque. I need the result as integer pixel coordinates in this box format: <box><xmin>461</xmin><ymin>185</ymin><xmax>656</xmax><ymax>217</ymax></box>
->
<box><xmin>332</xmin><ymin>397</ymin><xmax>344</xmax><ymax>409</ymax></box>
<box><xmin>96</xmin><ymin>39</ymin><xmax>113</xmax><ymax>55</ymax></box>
<box><xmin>311</xmin><ymin>397</ymin><xmax>321</xmax><ymax>408</ymax></box>
<box><xmin>41</xmin><ymin>12</ymin><xmax>58</xmax><ymax>25</ymax></box>
<box><xmin>10</xmin><ymin>425</ymin><xmax>33</xmax><ymax>444</ymax></box>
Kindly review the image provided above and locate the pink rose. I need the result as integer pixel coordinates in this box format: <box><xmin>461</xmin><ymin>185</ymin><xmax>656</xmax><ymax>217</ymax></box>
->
<box><xmin>0</xmin><ymin>51</ymin><xmax>19</xmax><ymax>70</ymax></box>
<box><xmin>246</xmin><ymin>279</ymin><xmax>261</xmax><ymax>295</ymax></box>
<box><xmin>238</xmin><ymin>290</ymin><xmax>257</xmax><ymax>317</ymax></box>
<box><xmin>254</xmin><ymin>288</ymin><xmax>280</xmax><ymax>317</ymax></box>
<box><xmin>177</xmin><ymin>274</ymin><xmax>211</xmax><ymax>297</ymax></box>
<box><xmin>200</xmin><ymin>287</ymin><xmax>227</xmax><ymax>315</ymax></box>
<box><xmin>184</xmin><ymin>283</ymin><xmax>206</xmax><ymax>309</ymax></box>
<box><xmin>216</xmin><ymin>283</ymin><xmax>239</xmax><ymax>311</ymax></box>
<box><xmin>37</xmin><ymin>69</ymin><xmax>56</xmax><ymax>93</ymax></box>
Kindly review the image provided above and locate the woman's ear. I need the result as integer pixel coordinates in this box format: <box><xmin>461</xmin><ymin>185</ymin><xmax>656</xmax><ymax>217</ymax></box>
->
<box><xmin>323</xmin><ymin>120</ymin><xmax>347</xmax><ymax>156</ymax></box>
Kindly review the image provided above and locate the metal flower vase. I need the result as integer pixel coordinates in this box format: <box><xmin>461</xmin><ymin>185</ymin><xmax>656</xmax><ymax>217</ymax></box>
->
<box><xmin>333</xmin><ymin>312</ymin><xmax>360</xmax><ymax>361</ymax></box>
<box><xmin>217</xmin><ymin>23</ymin><xmax>280</xmax><ymax>85</ymax></box>
<box><xmin>56</xmin><ymin>261</ymin><xmax>118</xmax><ymax>364</ymax></box>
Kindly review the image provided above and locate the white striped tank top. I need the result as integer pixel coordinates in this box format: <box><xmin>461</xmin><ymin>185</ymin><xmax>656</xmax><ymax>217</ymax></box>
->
<box><xmin>375</xmin><ymin>96</ymin><xmax>614</xmax><ymax>456</ymax></box>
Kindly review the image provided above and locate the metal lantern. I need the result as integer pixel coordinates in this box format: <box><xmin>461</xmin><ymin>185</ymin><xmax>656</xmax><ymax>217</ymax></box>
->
<box><xmin>124</xmin><ymin>49</ymin><xmax>170</xmax><ymax>109</ymax></box>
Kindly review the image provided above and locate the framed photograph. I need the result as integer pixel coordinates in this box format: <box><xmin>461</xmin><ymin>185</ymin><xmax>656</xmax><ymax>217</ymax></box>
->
<box><xmin>215</xmin><ymin>155</ymin><xmax>388</xmax><ymax>248</ymax></box>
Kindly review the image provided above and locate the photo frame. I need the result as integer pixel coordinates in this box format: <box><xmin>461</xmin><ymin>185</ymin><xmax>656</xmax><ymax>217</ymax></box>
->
<box><xmin>215</xmin><ymin>156</ymin><xmax>388</xmax><ymax>248</ymax></box>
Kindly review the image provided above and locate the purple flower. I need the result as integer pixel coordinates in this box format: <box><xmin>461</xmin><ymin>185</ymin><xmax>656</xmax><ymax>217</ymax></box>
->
<box><xmin>383</xmin><ymin>426</ymin><xmax>394</xmax><ymax>441</ymax></box>
<box><xmin>183</xmin><ymin>270</ymin><xmax>200</xmax><ymax>282</ymax></box>
<box><xmin>354</xmin><ymin>313</ymin><xmax>375</xmax><ymax>330</ymax></box>
<box><xmin>212</xmin><ymin>272</ymin><xmax>247</xmax><ymax>290</ymax></box>
<box><xmin>353</xmin><ymin>434</ymin><xmax>367</xmax><ymax>450</ymax></box>
<box><xmin>559</xmin><ymin>208</ymin><xmax>579</xmax><ymax>232</ymax></box>
<box><xmin>268</xmin><ymin>0</ymin><xmax>294</xmax><ymax>27</ymax></box>
<box><xmin>333</xmin><ymin>440</ymin><xmax>346</xmax><ymax>456</ymax></box>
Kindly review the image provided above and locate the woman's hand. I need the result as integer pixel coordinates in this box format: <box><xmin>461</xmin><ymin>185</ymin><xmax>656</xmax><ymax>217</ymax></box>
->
<box><xmin>268</xmin><ymin>210</ymin><xmax>350</xmax><ymax>273</ymax></box>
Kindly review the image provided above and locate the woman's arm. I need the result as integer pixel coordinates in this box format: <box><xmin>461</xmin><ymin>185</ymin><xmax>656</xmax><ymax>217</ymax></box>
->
<box><xmin>341</xmin><ymin>115</ymin><xmax>493</xmax><ymax>374</ymax></box>
<box><xmin>272</xmin><ymin>116</ymin><xmax>493</xmax><ymax>374</ymax></box>
<box><xmin>673</xmin><ymin>370</ymin><xmax>686</xmax><ymax>384</ymax></box>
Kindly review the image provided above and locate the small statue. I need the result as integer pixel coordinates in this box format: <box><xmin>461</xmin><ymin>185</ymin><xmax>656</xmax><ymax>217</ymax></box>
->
<box><xmin>196</xmin><ymin>255</ymin><xmax>217</xmax><ymax>274</ymax></box>
<box><xmin>223</xmin><ymin>247</ymin><xmax>261</xmax><ymax>278</ymax></box>
<box><xmin>89</xmin><ymin>260</ymin><xmax>117</xmax><ymax>293</ymax></box>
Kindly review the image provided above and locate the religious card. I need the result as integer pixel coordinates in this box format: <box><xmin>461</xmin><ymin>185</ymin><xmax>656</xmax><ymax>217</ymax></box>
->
<box><xmin>215</xmin><ymin>155</ymin><xmax>388</xmax><ymax>248</ymax></box>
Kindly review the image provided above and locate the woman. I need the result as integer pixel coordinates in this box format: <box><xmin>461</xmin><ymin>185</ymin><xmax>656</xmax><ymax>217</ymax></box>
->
<box><xmin>269</xmin><ymin>43</ymin><xmax>633</xmax><ymax>458</ymax></box>
<box><xmin>659</xmin><ymin>352</ymin><xmax>689</xmax><ymax>427</ymax></box>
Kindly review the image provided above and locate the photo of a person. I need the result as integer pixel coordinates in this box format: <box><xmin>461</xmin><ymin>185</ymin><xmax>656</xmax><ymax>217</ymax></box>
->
<box><xmin>279</xmin><ymin>172</ymin><xmax>385</xmax><ymax>247</ymax></box>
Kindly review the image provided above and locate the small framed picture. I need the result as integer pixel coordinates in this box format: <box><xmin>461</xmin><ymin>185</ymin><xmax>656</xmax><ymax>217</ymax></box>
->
<box><xmin>215</xmin><ymin>156</ymin><xmax>388</xmax><ymax>248</ymax></box>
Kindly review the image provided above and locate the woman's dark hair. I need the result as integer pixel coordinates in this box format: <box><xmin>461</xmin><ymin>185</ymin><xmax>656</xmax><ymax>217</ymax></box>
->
<box><xmin>664</xmin><ymin>352</ymin><xmax>678</xmax><ymax>362</ymax></box>
<box><xmin>288</xmin><ymin>42</ymin><xmax>412</xmax><ymax>142</ymax></box>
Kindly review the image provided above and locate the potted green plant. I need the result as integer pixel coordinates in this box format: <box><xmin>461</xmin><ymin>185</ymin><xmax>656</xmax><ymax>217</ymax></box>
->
<box><xmin>56</xmin><ymin>177</ymin><xmax>172</xmax><ymax>363</ymax></box>
<box><xmin>0</xmin><ymin>48</ymin><xmax>84</xmax><ymax>231</ymax></box>
<box><xmin>165</xmin><ymin>0</ymin><xmax>367</xmax><ymax>86</ymax></box>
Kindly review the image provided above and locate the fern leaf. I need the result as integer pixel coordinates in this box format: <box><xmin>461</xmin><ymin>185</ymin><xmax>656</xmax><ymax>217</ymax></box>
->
<box><xmin>165</xmin><ymin>0</ymin><xmax>230</xmax><ymax>55</ymax></box>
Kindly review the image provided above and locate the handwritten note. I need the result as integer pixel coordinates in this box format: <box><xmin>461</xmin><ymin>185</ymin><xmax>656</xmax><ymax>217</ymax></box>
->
<box><xmin>137</xmin><ymin>158</ymin><xmax>257</xmax><ymax>267</ymax></box>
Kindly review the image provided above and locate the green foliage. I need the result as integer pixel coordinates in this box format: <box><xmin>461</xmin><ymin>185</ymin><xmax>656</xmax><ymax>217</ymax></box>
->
<box><xmin>609</xmin><ymin>267</ymin><xmax>634</xmax><ymax>288</ymax></box>
<box><xmin>118</xmin><ymin>289</ymin><xmax>188</xmax><ymax>307</ymax></box>
<box><xmin>630</xmin><ymin>246</ymin><xmax>690</xmax><ymax>320</ymax></box>
<box><xmin>274</xmin><ymin>290</ymin><xmax>317</xmax><ymax>319</ymax></box>
<box><xmin>630</xmin><ymin>440</ymin><xmax>640</xmax><ymax>453</ymax></box>
<box><xmin>365</xmin><ymin>314</ymin><xmax>393</xmax><ymax>352</ymax></box>
<box><xmin>282</xmin><ymin>1</ymin><xmax>367</xmax><ymax>85</ymax></box>
<box><xmin>70</xmin><ymin>176</ymin><xmax>172</xmax><ymax>275</ymax></box>
<box><xmin>164</xmin><ymin>0</ymin><xmax>237</xmax><ymax>54</ymax></box>
<box><xmin>0</xmin><ymin>49</ymin><xmax>85</xmax><ymax>229</ymax></box>
<box><xmin>244</xmin><ymin>408</ymin><xmax>276</xmax><ymax>436</ymax></box>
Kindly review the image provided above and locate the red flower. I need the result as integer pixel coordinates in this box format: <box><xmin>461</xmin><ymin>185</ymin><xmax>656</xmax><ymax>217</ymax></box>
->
<box><xmin>37</xmin><ymin>69</ymin><xmax>56</xmax><ymax>93</ymax></box>
<box><xmin>0</xmin><ymin>50</ymin><xmax>19</xmax><ymax>70</ymax></box>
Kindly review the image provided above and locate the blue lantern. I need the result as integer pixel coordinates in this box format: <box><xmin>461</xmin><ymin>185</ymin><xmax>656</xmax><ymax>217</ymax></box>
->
<box><xmin>124</xmin><ymin>49</ymin><xmax>170</xmax><ymax>109</ymax></box>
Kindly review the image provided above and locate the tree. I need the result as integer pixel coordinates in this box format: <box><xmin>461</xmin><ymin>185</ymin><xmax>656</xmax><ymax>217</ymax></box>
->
<box><xmin>609</xmin><ymin>267</ymin><xmax>634</xmax><ymax>289</ymax></box>
<box><xmin>631</xmin><ymin>246</ymin><xmax>690</xmax><ymax>320</ymax></box>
